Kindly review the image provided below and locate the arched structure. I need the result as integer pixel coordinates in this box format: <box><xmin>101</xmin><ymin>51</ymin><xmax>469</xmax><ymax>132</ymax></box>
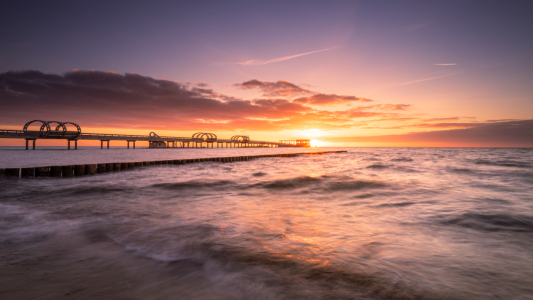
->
<box><xmin>23</xmin><ymin>120</ymin><xmax>51</xmax><ymax>137</ymax></box>
<box><xmin>62</xmin><ymin>122</ymin><xmax>82</xmax><ymax>138</ymax></box>
<box><xmin>22</xmin><ymin>120</ymin><xmax>81</xmax><ymax>138</ymax></box>
<box><xmin>149</xmin><ymin>132</ymin><xmax>160</xmax><ymax>140</ymax></box>
<box><xmin>231</xmin><ymin>135</ymin><xmax>250</xmax><ymax>143</ymax></box>
<box><xmin>47</xmin><ymin>121</ymin><xmax>66</xmax><ymax>137</ymax></box>
<box><xmin>192</xmin><ymin>132</ymin><xmax>217</xmax><ymax>142</ymax></box>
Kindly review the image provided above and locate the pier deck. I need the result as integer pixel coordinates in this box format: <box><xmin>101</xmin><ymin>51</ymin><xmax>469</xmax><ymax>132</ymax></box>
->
<box><xmin>0</xmin><ymin>120</ymin><xmax>311</xmax><ymax>149</ymax></box>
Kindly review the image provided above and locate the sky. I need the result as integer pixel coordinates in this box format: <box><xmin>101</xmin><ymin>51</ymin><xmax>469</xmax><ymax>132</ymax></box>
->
<box><xmin>1</xmin><ymin>0</ymin><xmax>532</xmax><ymax>146</ymax></box>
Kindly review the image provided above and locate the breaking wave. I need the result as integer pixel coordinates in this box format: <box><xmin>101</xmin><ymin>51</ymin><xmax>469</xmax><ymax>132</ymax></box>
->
<box><xmin>441</xmin><ymin>212</ymin><xmax>533</xmax><ymax>232</ymax></box>
<box><xmin>473</xmin><ymin>159</ymin><xmax>532</xmax><ymax>168</ymax></box>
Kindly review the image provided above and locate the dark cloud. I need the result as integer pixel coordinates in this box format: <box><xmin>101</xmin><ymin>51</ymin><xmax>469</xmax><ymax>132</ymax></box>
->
<box><xmin>326</xmin><ymin>120</ymin><xmax>533</xmax><ymax>147</ymax></box>
<box><xmin>234</xmin><ymin>79</ymin><xmax>313</xmax><ymax>97</ymax></box>
<box><xmin>0</xmin><ymin>70</ymin><xmax>353</xmax><ymax>131</ymax></box>
<box><xmin>191</xmin><ymin>87</ymin><xmax>215</xmax><ymax>95</ymax></box>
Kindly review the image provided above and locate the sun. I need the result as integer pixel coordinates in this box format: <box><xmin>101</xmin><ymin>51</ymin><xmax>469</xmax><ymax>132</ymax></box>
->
<box><xmin>310</xmin><ymin>139</ymin><xmax>324</xmax><ymax>147</ymax></box>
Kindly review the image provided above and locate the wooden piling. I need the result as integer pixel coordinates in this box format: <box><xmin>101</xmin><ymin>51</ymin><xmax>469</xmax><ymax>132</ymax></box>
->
<box><xmin>86</xmin><ymin>164</ymin><xmax>97</xmax><ymax>175</ymax></box>
<box><xmin>21</xmin><ymin>167</ymin><xmax>34</xmax><ymax>178</ymax></box>
<box><xmin>74</xmin><ymin>165</ymin><xmax>86</xmax><ymax>176</ymax></box>
<box><xmin>62</xmin><ymin>165</ymin><xmax>73</xmax><ymax>178</ymax></box>
<box><xmin>97</xmin><ymin>164</ymin><xmax>106</xmax><ymax>173</ymax></box>
<box><xmin>50</xmin><ymin>166</ymin><xmax>62</xmax><ymax>177</ymax></box>
<box><xmin>35</xmin><ymin>166</ymin><xmax>51</xmax><ymax>177</ymax></box>
<box><xmin>5</xmin><ymin>168</ymin><xmax>19</xmax><ymax>178</ymax></box>
<box><xmin>135</xmin><ymin>162</ymin><xmax>143</xmax><ymax>167</ymax></box>
<box><xmin>1</xmin><ymin>151</ymin><xmax>347</xmax><ymax>180</ymax></box>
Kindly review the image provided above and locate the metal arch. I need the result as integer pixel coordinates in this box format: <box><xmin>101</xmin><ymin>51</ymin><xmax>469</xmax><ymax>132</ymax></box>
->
<box><xmin>23</xmin><ymin>120</ymin><xmax>51</xmax><ymax>137</ymax></box>
<box><xmin>231</xmin><ymin>135</ymin><xmax>250</xmax><ymax>143</ymax></box>
<box><xmin>192</xmin><ymin>132</ymin><xmax>217</xmax><ymax>142</ymax></box>
<box><xmin>47</xmin><ymin>121</ymin><xmax>66</xmax><ymax>137</ymax></box>
<box><xmin>62</xmin><ymin>122</ymin><xmax>82</xmax><ymax>138</ymax></box>
<box><xmin>149</xmin><ymin>132</ymin><xmax>160</xmax><ymax>140</ymax></box>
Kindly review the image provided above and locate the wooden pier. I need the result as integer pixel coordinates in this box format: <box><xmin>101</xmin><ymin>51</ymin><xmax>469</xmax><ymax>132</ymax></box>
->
<box><xmin>0</xmin><ymin>120</ymin><xmax>310</xmax><ymax>149</ymax></box>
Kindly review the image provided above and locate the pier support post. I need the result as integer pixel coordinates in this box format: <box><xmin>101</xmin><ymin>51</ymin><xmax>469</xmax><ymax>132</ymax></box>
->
<box><xmin>75</xmin><ymin>140</ymin><xmax>77</xmax><ymax>150</ymax></box>
<box><xmin>25</xmin><ymin>139</ymin><xmax>36</xmax><ymax>150</ymax></box>
<box><xmin>133</xmin><ymin>141</ymin><xmax>136</xmax><ymax>149</ymax></box>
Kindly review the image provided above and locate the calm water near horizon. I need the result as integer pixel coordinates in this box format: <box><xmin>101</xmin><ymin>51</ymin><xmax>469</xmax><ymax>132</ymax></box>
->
<box><xmin>1</xmin><ymin>147</ymin><xmax>533</xmax><ymax>299</ymax></box>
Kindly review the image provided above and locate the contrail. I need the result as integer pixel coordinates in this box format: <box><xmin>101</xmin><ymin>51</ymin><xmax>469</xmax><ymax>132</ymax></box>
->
<box><xmin>237</xmin><ymin>47</ymin><xmax>338</xmax><ymax>66</ymax></box>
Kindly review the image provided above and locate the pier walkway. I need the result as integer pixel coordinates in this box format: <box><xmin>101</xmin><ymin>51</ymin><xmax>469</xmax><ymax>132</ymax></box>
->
<box><xmin>0</xmin><ymin>120</ymin><xmax>311</xmax><ymax>149</ymax></box>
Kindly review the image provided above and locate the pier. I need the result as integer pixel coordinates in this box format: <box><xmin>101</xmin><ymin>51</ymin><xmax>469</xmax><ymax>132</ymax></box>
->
<box><xmin>0</xmin><ymin>120</ymin><xmax>311</xmax><ymax>149</ymax></box>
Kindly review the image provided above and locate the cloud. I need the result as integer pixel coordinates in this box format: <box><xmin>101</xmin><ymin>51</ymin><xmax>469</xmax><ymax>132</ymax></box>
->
<box><xmin>325</xmin><ymin>120</ymin><xmax>533</xmax><ymax>147</ymax></box>
<box><xmin>2</xmin><ymin>69</ymin><xmax>493</xmax><ymax>142</ymax></box>
<box><xmin>236</xmin><ymin>47</ymin><xmax>337</xmax><ymax>66</ymax></box>
<box><xmin>434</xmin><ymin>63</ymin><xmax>457</xmax><ymax>66</ymax></box>
<box><xmin>0</xmin><ymin>70</ymin><xmax>318</xmax><ymax>131</ymax></box>
<box><xmin>234</xmin><ymin>79</ymin><xmax>312</xmax><ymax>97</ymax></box>
<box><xmin>0</xmin><ymin>70</ymin><xmax>371</xmax><ymax>132</ymax></box>
<box><xmin>293</xmin><ymin>94</ymin><xmax>372</xmax><ymax>105</ymax></box>
<box><xmin>234</xmin><ymin>80</ymin><xmax>379</xmax><ymax>107</ymax></box>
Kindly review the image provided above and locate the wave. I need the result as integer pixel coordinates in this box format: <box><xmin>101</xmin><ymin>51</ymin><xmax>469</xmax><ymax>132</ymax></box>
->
<box><xmin>391</xmin><ymin>157</ymin><xmax>413</xmax><ymax>162</ymax></box>
<box><xmin>377</xmin><ymin>201</ymin><xmax>415</xmax><ymax>207</ymax></box>
<box><xmin>151</xmin><ymin>180</ymin><xmax>236</xmax><ymax>190</ymax></box>
<box><xmin>366</xmin><ymin>164</ymin><xmax>389</xmax><ymax>169</ymax></box>
<box><xmin>448</xmin><ymin>168</ymin><xmax>475</xmax><ymax>174</ymax></box>
<box><xmin>252</xmin><ymin>172</ymin><xmax>267</xmax><ymax>177</ymax></box>
<box><xmin>441</xmin><ymin>212</ymin><xmax>533</xmax><ymax>232</ymax></box>
<box><xmin>256</xmin><ymin>176</ymin><xmax>322</xmax><ymax>190</ymax></box>
<box><xmin>65</xmin><ymin>185</ymin><xmax>130</xmax><ymax>195</ymax></box>
<box><xmin>253</xmin><ymin>175</ymin><xmax>387</xmax><ymax>193</ymax></box>
<box><xmin>326</xmin><ymin>180</ymin><xmax>386</xmax><ymax>191</ymax></box>
<box><xmin>353</xmin><ymin>193</ymin><xmax>374</xmax><ymax>199</ymax></box>
<box><xmin>474</xmin><ymin>159</ymin><xmax>532</xmax><ymax>168</ymax></box>
<box><xmin>190</xmin><ymin>242</ymin><xmax>461</xmax><ymax>300</ymax></box>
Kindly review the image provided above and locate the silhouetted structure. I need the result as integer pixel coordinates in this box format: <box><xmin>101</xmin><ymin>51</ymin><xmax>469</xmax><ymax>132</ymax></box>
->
<box><xmin>0</xmin><ymin>120</ymin><xmax>311</xmax><ymax>149</ymax></box>
<box><xmin>279</xmin><ymin>140</ymin><xmax>311</xmax><ymax>147</ymax></box>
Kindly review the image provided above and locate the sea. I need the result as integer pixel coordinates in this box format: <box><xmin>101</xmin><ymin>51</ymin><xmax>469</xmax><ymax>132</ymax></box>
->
<box><xmin>1</xmin><ymin>147</ymin><xmax>532</xmax><ymax>300</ymax></box>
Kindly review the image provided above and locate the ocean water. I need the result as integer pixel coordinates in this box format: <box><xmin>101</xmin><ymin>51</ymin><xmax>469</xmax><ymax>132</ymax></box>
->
<box><xmin>1</xmin><ymin>147</ymin><xmax>533</xmax><ymax>299</ymax></box>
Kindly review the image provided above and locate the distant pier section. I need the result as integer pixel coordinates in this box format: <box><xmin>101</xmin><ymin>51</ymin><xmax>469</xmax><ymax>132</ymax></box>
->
<box><xmin>0</xmin><ymin>120</ymin><xmax>311</xmax><ymax>149</ymax></box>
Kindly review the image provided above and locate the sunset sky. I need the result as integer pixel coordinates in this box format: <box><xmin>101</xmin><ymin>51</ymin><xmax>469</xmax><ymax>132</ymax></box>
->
<box><xmin>1</xmin><ymin>0</ymin><xmax>532</xmax><ymax>146</ymax></box>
